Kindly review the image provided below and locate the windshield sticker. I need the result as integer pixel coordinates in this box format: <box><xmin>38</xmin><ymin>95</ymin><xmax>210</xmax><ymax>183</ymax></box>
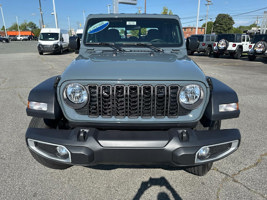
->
<box><xmin>126</xmin><ymin>21</ymin><xmax>136</xmax><ymax>25</ymax></box>
<box><xmin>88</xmin><ymin>21</ymin><xmax>109</xmax><ymax>34</ymax></box>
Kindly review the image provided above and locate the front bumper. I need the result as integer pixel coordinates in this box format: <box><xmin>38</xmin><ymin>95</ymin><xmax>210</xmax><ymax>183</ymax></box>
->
<box><xmin>26</xmin><ymin>127</ymin><xmax>240</xmax><ymax>167</ymax></box>
<box><xmin>38</xmin><ymin>44</ymin><xmax>60</xmax><ymax>53</ymax></box>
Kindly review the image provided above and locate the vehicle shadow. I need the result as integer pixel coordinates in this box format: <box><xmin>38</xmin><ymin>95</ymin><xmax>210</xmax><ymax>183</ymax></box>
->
<box><xmin>132</xmin><ymin>177</ymin><xmax>183</xmax><ymax>200</ymax></box>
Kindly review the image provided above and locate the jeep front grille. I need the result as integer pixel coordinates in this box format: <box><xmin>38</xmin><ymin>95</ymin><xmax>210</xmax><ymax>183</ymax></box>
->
<box><xmin>77</xmin><ymin>84</ymin><xmax>190</xmax><ymax>118</ymax></box>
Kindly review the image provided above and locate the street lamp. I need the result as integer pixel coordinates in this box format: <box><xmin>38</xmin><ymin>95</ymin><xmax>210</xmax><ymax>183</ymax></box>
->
<box><xmin>196</xmin><ymin>0</ymin><xmax>201</xmax><ymax>34</ymax></box>
<box><xmin>0</xmin><ymin>4</ymin><xmax>8</xmax><ymax>37</ymax></box>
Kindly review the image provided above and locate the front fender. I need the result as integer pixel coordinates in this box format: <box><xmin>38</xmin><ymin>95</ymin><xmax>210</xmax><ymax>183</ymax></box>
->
<box><xmin>204</xmin><ymin>77</ymin><xmax>240</xmax><ymax>121</ymax></box>
<box><xmin>26</xmin><ymin>76</ymin><xmax>62</xmax><ymax>119</ymax></box>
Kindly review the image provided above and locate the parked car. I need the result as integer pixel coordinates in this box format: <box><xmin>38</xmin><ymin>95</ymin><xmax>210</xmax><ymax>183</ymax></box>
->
<box><xmin>28</xmin><ymin>35</ymin><xmax>38</xmax><ymax>41</ymax></box>
<box><xmin>26</xmin><ymin>14</ymin><xmax>241</xmax><ymax>176</ymax></box>
<box><xmin>186</xmin><ymin>34</ymin><xmax>216</xmax><ymax>56</ymax></box>
<box><xmin>9</xmin><ymin>35</ymin><xmax>17</xmax><ymax>41</ymax></box>
<box><xmin>37</xmin><ymin>28</ymin><xmax>69</xmax><ymax>55</ymax></box>
<box><xmin>213</xmin><ymin>34</ymin><xmax>251</xmax><ymax>59</ymax></box>
<box><xmin>0</xmin><ymin>36</ymin><xmax>10</xmax><ymax>43</ymax></box>
<box><xmin>16</xmin><ymin>35</ymin><xmax>28</xmax><ymax>41</ymax></box>
<box><xmin>248</xmin><ymin>34</ymin><xmax>267</xmax><ymax>61</ymax></box>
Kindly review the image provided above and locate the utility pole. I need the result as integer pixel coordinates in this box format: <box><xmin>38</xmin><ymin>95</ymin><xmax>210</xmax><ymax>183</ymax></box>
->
<box><xmin>52</xmin><ymin>0</ymin><xmax>58</xmax><ymax>28</ymax></box>
<box><xmin>107</xmin><ymin>5</ymin><xmax>111</xmax><ymax>14</ymax></box>
<box><xmin>144</xmin><ymin>0</ymin><xmax>146</xmax><ymax>14</ymax></box>
<box><xmin>16</xmin><ymin>16</ymin><xmax>21</xmax><ymax>37</ymax></box>
<box><xmin>196</xmin><ymin>0</ymin><xmax>201</xmax><ymax>34</ymax></box>
<box><xmin>38</xmin><ymin>0</ymin><xmax>44</xmax><ymax>28</ymax></box>
<box><xmin>68</xmin><ymin>16</ymin><xmax>71</xmax><ymax>33</ymax></box>
<box><xmin>0</xmin><ymin>4</ymin><xmax>8</xmax><ymax>37</ymax></box>
<box><xmin>204</xmin><ymin>0</ymin><xmax>212</xmax><ymax>35</ymax></box>
<box><xmin>83</xmin><ymin>10</ymin><xmax>85</xmax><ymax>26</ymax></box>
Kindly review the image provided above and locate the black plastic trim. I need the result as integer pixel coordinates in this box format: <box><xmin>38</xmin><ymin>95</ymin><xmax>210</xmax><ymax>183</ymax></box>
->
<box><xmin>26</xmin><ymin>76</ymin><xmax>63</xmax><ymax>119</ymax></box>
<box><xmin>204</xmin><ymin>77</ymin><xmax>240</xmax><ymax>121</ymax></box>
<box><xmin>26</xmin><ymin>126</ymin><xmax>241</xmax><ymax>166</ymax></box>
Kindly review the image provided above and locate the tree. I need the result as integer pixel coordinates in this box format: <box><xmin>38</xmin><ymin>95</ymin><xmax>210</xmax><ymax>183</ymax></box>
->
<box><xmin>161</xmin><ymin>7</ymin><xmax>173</xmax><ymax>15</ymax></box>
<box><xmin>20</xmin><ymin>21</ymin><xmax>29</xmax><ymax>31</ymax></box>
<box><xmin>213</xmin><ymin>14</ymin><xmax>234</xmax><ymax>34</ymax></box>
<box><xmin>32</xmin><ymin>28</ymin><xmax>41</xmax><ymax>37</ymax></box>
<box><xmin>28</xmin><ymin>21</ymin><xmax>38</xmax><ymax>30</ymax></box>
<box><xmin>1</xmin><ymin>26</ymin><xmax>5</xmax><ymax>31</ymax></box>
<box><xmin>202</xmin><ymin>21</ymin><xmax>214</xmax><ymax>34</ymax></box>
<box><xmin>230</xmin><ymin>27</ymin><xmax>243</xmax><ymax>34</ymax></box>
<box><xmin>8</xmin><ymin>23</ymin><xmax>19</xmax><ymax>31</ymax></box>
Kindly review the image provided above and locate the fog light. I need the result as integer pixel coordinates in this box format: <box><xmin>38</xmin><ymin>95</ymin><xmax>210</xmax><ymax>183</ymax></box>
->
<box><xmin>197</xmin><ymin>147</ymin><xmax>210</xmax><ymax>160</ymax></box>
<box><xmin>56</xmin><ymin>146</ymin><xmax>69</xmax><ymax>158</ymax></box>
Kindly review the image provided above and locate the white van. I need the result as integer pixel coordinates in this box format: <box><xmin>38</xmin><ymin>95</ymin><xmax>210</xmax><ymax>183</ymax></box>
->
<box><xmin>38</xmin><ymin>28</ymin><xmax>69</xmax><ymax>55</ymax></box>
<box><xmin>76</xmin><ymin>29</ymin><xmax>83</xmax><ymax>40</ymax></box>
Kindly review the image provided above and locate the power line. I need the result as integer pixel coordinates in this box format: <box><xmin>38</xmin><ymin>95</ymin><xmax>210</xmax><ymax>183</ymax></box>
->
<box><xmin>231</xmin><ymin>6</ymin><xmax>267</xmax><ymax>17</ymax></box>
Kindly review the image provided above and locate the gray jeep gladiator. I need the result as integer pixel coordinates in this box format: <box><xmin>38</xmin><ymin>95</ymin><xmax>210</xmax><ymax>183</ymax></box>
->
<box><xmin>26</xmin><ymin>14</ymin><xmax>241</xmax><ymax>176</ymax></box>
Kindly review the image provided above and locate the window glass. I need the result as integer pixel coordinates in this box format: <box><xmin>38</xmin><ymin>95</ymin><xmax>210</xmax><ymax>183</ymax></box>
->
<box><xmin>84</xmin><ymin>18</ymin><xmax>183</xmax><ymax>47</ymax></box>
<box><xmin>39</xmin><ymin>33</ymin><xmax>59</xmax><ymax>41</ymax></box>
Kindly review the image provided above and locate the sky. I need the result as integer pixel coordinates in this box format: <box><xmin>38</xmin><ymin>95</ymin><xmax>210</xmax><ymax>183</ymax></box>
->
<box><xmin>0</xmin><ymin>0</ymin><xmax>266</xmax><ymax>30</ymax></box>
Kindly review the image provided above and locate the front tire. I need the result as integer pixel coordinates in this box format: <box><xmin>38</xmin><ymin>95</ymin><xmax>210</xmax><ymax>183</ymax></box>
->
<box><xmin>27</xmin><ymin>117</ymin><xmax>71</xmax><ymax>170</ymax></box>
<box><xmin>213</xmin><ymin>52</ymin><xmax>220</xmax><ymax>58</ymax></box>
<box><xmin>248</xmin><ymin>55</ymin><xmax>256</xmax><ymax>61</ymax></box>
<box><xmin>184</xmin><ymin>162</ymin><xmax>213</xmax><ymax>176</ymax></box>
<box><xmin>233</xmin><ymin>48</ymin><xmax>242</xmax><ymax>59</ymax></box>
<box><xmin>205</xmin><ymin>46</ymin><xmax>212</xmax><ymax>56</ymax></box>
<box><xmin>39</xmin><ymin>51</ymin><xmax>43</xmax><ymax>55</ymax></box>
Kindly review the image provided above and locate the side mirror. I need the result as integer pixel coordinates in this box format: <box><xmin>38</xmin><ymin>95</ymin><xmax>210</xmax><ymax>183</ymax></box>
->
<box><xmin>69</xmin><ymin>36</ymin><xmax>80</xmax><ymax>53</ymax></box>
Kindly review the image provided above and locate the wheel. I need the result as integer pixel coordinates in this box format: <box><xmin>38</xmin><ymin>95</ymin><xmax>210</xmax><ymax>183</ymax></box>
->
<box><xmin>39</xmin><ymin>51</ymin><xmax>43</xmax><ymax>55</ymax></box>
<box><xmin>188</xmin><ymin>50</ymin><xmax>195</xmax><ymax>55</ymax></box>
<box><xmin>205</xmin><ymin>47</ymin><xmax>212</xmax><ymax>56</ymax></box>
<box><xmin>27</xmin><ymin>117</ymin><xmax>71</xmax><ymax>170</ymax></box>
<box><xmin>213</xmin><ymin>52</ymin><xmax>220</xmax><ymax>58</ymax></box>
<box><xmin>248</xmin><ymin>55</ymin><xmax>256</xmax><ymax>61</ymax></box>
<box><xmin>184</xmin><ymin>162</ymin><xmax>213</xmax><ymax>176</ymax></box>
<box><xmin>233</xmin><ymin>48</ymin><xmax>242</xmax><ymax>59</ymax></box>
<box><xmin>2</xmin><ymin>40</ymin><xmax>6</xmax><ymax>43</ymax></box>
<box><xmin>195</xmin><ymin>120</ymin><xmax>221</xmax><ymax>131</ymax></box>
<box><xmin>59</xmin><ymin>46</ymin><xmax>63</xmax><ymax>54</ymax></box>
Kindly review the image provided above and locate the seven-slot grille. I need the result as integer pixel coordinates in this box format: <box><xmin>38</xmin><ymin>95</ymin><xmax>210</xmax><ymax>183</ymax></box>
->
<box><xmin>77</xmin><ymin>84</ymin><xmax>188</xmax><ymax>118</ymax></box>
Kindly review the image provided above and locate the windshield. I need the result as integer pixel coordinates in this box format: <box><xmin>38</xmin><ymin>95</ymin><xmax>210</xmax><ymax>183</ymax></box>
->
<box><xmin>191</xmin><ymin>35</ymin><xmax>204</xmax><ymax>42</ymax></box>
<box><xmin>217</xmin><ymin>34</ymin><xmax>237</xmax><ymax>42</ymax></box>
<box><xmin>84</xmin><ymin>18</ymin><xmax>183</xmax><ymax>47</ymax></box>
<box><xmin>77</xmin><ymin>34</ymin><xmax>82</xmax><ymax>39</ymax></box>
<box><xmin>252</xmin><ymin>34</ymin><xmax>267</xmax><ymax>43</ymax></box>
<box><xmin>39</xmin><ymin>33</ymin><xmax>59</xmax><ymax>41</ymax></box>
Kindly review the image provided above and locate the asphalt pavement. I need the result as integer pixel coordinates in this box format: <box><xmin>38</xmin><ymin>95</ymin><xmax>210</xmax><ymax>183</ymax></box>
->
<box><xmin>0</xmin><ymin>41</ymin><xmax>266</xmax><ymax>200</ymax></box>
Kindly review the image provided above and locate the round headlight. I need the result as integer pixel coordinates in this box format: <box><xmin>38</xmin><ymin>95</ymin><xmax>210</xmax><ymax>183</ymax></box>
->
<box><xmin>65</xmin><ymin>83</ymin><xmax>88</xmax><ymax>104</ymax></box>
<box><xmin>179</xmin><ymin>84</ymin><xmax>204</xmax><ymax>110</ymax></box>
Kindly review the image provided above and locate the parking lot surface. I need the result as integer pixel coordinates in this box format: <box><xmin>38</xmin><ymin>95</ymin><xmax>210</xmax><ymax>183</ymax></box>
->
<box><xmin>0</xmin><ymin>41</ymin><xmax>266</xmax><ymax>200</ymax></box>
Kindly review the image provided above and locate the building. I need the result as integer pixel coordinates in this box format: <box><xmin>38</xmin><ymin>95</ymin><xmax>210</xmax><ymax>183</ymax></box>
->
<box><xmin>0</xmin><ymin>31</ymin><xmax>35</xmax><ymax>37</ymax></box>
<box><xmin>183</xmin><ymin>27</ymin><xmax>205</xmax><ymax>38</ymax></box>
<box><xmin>7</xmin><ymin>31</ymin><xmax>34</xmax><ymax>36</ymax></box>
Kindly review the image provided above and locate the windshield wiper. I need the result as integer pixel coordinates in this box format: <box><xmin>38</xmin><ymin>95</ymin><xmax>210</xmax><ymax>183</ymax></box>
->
<box><xmin>135</xmin><ymin>43</ymin><xmax>164</xmax><ymax>52</ymax></box>
<box><xmin>86</xmin><ymin>42</ymin><xmax>125</xmax><ymax>52</ymax></box>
